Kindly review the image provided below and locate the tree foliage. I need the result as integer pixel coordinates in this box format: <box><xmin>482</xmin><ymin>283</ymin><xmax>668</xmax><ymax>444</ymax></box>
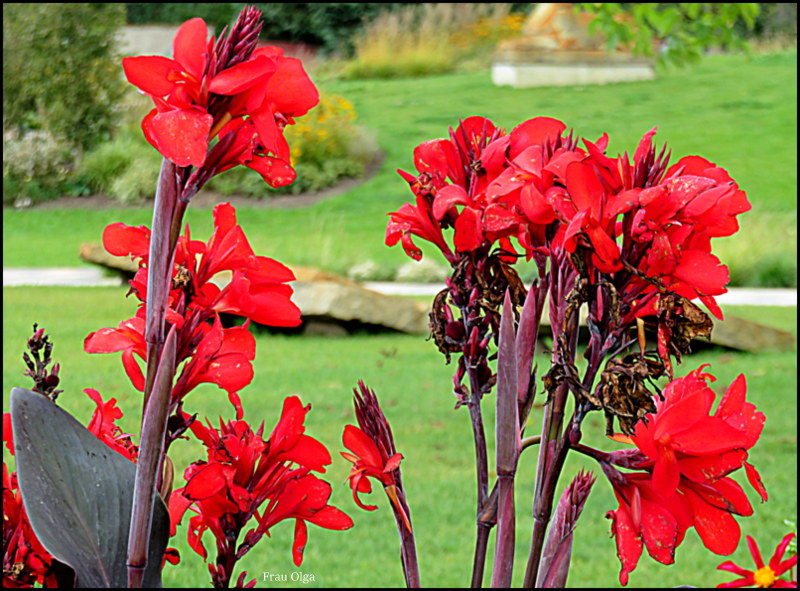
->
<box><xmin>3</xmin><ymin>3</ymin><xmax>126</xmax><ymax>151</ymax></box>
<box><xmin>576</xmin><ymin>3</ymin><xmax>761</xmax><ymax>67</ymax></box>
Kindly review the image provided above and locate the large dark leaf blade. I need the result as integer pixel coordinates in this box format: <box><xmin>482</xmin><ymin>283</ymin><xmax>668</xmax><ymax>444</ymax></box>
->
<box><xmin>10</xmin><ymin>387</ymin><xmax>168</xmax><ymax>588</ymax></box>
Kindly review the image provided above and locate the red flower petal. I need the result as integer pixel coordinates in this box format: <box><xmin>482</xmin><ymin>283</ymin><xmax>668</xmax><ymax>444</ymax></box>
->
<box><xmin>149</xmin><ymin>108</ymin><xmax>213</xmax><ymax>167</ymax></box>
<box><xmin>673</xmin><ymin>249</ymin><xmax>729</xmax><ymax>296</ymax></box>
<box><xmin>265</xmin><ymin>56</ymin><xmax>319</xmax><ymax>117</ymax></box>
<box><xmin>279</xmin><ymin>435</ymin><xmax>332</xmax><ymax>473</ymax></box>
<box><xmin>306</xmin><ymin>505</ymin><xmax>354</xmax><ymax>531</ymax></box>
<box><xmin>432</xmin><ymin>184</ymin><xmax>470</xmax><ymax>220</ymax></box>
<box><xmin>172</xmin><ymin>18</ymin><xmax>209</xmax><ymax>82</ymax></box>
<box><xmin>208</xmin><ymin>55</ymin><xmax>276</xmax><ymax>95</ymax></box>
<box><xmin>509</xmin><ymin>116</ymin><xmax>566</xmax><ymax>159</ymax></box>
<box><xmin>453</xmin><ymin>206</ymin><xmax>484</xmax><ymax>252</ymax></box>
<box><xmin>342</xmin><ymin>425</ymin><xmax>383</xmax><ymax>469</ymax></box>
<box><xmin>292</xmin><ymin>519</ymin><xmax>308</xmax><ymax>566</ymax></box>
<box><xmin>247</xmin><ymin>155</ymin><xmax>296</xmax><ymax>188</ymax></box>
<box><xmin>184</xmin><ymin>462</ymin><xmax>227</xmax><ymax>501</ymax></box>
<box><xmin>102</xmin><ymin>223</ymin><xmax>151</xmax><ymax>259</ymax></box>
<box><xmin>122</xmin><ymin>56</ymin><xmax>178</xmax><ymax>96</ymax></box>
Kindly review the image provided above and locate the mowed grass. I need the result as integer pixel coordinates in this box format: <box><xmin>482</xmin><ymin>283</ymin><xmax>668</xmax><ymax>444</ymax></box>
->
<box><xmin>3</xmin><ymin>286</ymin><xmax>796</xmax><ymax>587</ymax></box>
<box><xmin>3</xmin><ymin>51</ymin><xmax>797</xmax><ymax>286</ymax></box>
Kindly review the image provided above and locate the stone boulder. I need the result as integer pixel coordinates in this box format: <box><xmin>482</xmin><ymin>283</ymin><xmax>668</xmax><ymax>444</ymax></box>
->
<box><xmin>79</xmin><ymin>243</ymin><xmax>428</xmax><ymax>334</ymax></box>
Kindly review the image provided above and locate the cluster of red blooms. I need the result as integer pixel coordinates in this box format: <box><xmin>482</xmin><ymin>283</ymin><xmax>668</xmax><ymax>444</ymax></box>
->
<box><xmin>122</xmin><ymin>8</ymin><xmax>318</xmax><ymax>190</ymax></box>
<box><xmin>81</xmin><ymin>200</ymin><xmax>351</xmax><ymax>583</ymax></box>
<box><xmin>84</xmin><ymin>202</ymin><xmax>299</xmax><ymax>420</ymax></box>
<box><xmin>386</xmin><ymin>115</ymin><xmax>750</xmax><ymax>323</ymax></box>
<box><xmin>168</xmin><ymin>396</ymin><xmax>352</xmax><ymax>587</ymax></box>
<box><xmin>386</xmin><ymin>115</ymin><xmax>766</xmax><ymax>586</ymax></box>
<box><xmin>3</xmin><ymin>387</ymin><xmax>137</xmax><ymax>587</ymax></box>
<box><xmin>602</xmin><ymin>366</ymin><xmax>768</xmax><ymax>585</ymax></box>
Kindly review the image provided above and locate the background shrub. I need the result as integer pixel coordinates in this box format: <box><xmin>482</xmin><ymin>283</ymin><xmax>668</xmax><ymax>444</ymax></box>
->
<box><xmin>2</xmin><ymin>130</ymin><xmax>76</xmax><ymax>206</ymax></box>
<box><xmin>3</xmin><ymin>3</ymin><xmax>126</xmax><ymax>153</ymax></box>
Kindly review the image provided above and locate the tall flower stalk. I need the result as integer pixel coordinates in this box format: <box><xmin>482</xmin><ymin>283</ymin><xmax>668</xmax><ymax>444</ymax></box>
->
<box><xmin>115</xmin><ymin>7</ymin><xmax>324</xmax><ymax>585</ymax></box>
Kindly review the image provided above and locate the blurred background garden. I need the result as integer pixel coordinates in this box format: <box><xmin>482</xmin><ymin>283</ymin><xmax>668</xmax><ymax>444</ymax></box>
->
<box><xmin>3</xmin><ymin>3</ymin><xmax>797</xmax><ymax>588</ymax></box>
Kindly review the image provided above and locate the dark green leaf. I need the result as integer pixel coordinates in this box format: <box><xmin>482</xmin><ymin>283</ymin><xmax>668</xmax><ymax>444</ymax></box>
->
<box><xmin>10</xmin><ymin>387</ymin><xmax>168</xmax><ymax>588</ymax></box>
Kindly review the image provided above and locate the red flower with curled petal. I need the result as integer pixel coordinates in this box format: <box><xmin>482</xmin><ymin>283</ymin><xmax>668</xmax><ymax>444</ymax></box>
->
<box><xmin>717</xmin><ymin>533</ymin><xmax>797</xmax><ymax>588</ymax></box>
<box><xmin>341</xmin><ymin>424</ymin><xmax>403</xmax><ymax>511</ymax></box>
<box><xmin>340</xmin><ymin>381</ymin><xmax>412</xmax><ymax>533</ymax></box>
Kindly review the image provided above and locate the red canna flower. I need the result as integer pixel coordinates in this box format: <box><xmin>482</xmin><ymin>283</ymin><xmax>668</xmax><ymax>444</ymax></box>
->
<box><xmin>718</xmin><ymin>533</ymin><xmax>797</xmax><ymax>588</ymax></box>
<box><xmin>2</xmin><ymin>463</ymin><xmax>58</xmax><ymax>588</ymax></box>
<box><xmin>603</xmin><ymin>365</ymin><xmax>769</xmax><ymax>585</ymax></box>
<box><xmin>122</xmin><ymin>8</ymin><xmax>318</xmax><ymax>189</ymax></box>
<box><xmin>387</xmin><ymin>116</ymin><xmax>523</xmax><ymax>264</ymax></box>
<box><xmin>341</xmin><ymin>381</ymin><xmax>411</xmax><ymax>532</ymax></box>
<box><xmin>341</xmin><ymin>424</ymin><xmax>403</xmax><ymax>512</ymax></box>
<box><xmin>624</xmin><ymin>365</ymin><xmax>766</xmax><ymax>500</ymax></box>
<box><xmin>169</xmin><ymin>396</ymin><xmax>352</xmax><ymax>586</ymax></box>
<box><xmin>87</xmin><ymin>203</ymin><xmax>300</xmax><ymax>418</ymax></box>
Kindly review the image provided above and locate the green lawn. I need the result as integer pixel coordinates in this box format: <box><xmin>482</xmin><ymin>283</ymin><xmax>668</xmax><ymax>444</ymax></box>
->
<box><xmin>3</xmin><ymin>50</ymin><xmax>797</xmax><ymax>286</ymax></box>
<box><xmin>3</xmin><ymin>286</ymin><xmax>796</xmax><ymax>587</ymax></box>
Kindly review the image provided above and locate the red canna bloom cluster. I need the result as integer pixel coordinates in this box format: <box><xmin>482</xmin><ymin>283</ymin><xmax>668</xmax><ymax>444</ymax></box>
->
<box><xmin>3</xmin><ymin>388</ymin><xmax>138</xmax><ymax>587</ymax></box>
<box><xmin>603</xmin><ymin>365</ymin><xmax>767</xmax><ymax>586</ymax></box>
<box><xmin>386</xmin><ymin>116</ymin><xmax>749</xmax><ymax>322</ymax></box>
<box><xmin>122</xmin><ymin>7</ymin><xmax>318</xmax><ymax>189</ymax></box>
<box><xmin>168</xmin><ymin>396</ymin><xmax>352</xmax><ymax>587</ymax></box>
<box><xmin>718</xmin><ymin>533</ymin><xmax>797</xmax><ymax>588</ymax></box>
<box><xmin>85</xmin><ymin>202</ymin><xmax>300</xmax><ymax>420</ymax></box>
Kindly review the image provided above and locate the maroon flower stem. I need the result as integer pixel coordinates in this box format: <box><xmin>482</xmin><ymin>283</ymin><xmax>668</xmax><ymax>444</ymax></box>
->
<box><xmin>390</xmin><ymin>484</ymin><xmax>421</xmax><ymax>588</ymax></box>
<box><xmin>129</xmin><ymin>159</ymin><xmax>191</xmax><ymax>587</ymax></box>
<box><xmin>141</xmin><ymin>159</ymin><xmax>179</xmax><ymax>413</ymax></box>
<box><xmin>491</xmin><ymin>291</ymin><xmax>520</xmax><ymax>588</ymax></box>
<box><xmin>465</xmin><ymin>358</ymin><xmax>491</xmax><ymax>588</ymax></box>
<box><xmin>127</xmin><ymin>325</ymin><xmax>177</xmax><ymax>588</ymax></box>
<box><xmin>523</xmin><ymin>261</ymin><xmax>581</xmax><ymax>588</ymax></box>
<box><xmin>467</xmin><ymin>397</ymin><xmax>491</xmax><ymax>587</ymax></box>
<box><xmin>453</xmin><ymin>292</ymin><xmax>492</xmax><ymax>587</ymax></box>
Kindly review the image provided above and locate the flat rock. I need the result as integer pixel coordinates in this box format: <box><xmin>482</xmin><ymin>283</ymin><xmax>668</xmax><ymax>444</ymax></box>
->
<box><xmin>78</xmin><ymin>243</ymin><xmax>794</xmax><ymax>349</ymax></box>
<box><xmin>79</xmin><ymin>243</ymin><xmax>428</xmax><ymax>334</ymax></box>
